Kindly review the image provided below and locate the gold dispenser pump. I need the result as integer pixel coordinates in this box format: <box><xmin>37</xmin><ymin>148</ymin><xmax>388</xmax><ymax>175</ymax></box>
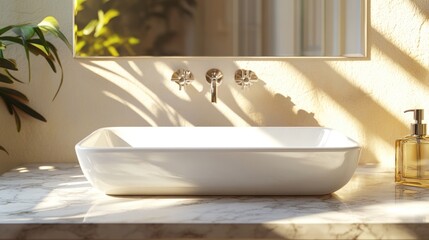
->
<box><xmin>404</xmin><ymin>109</ymin><xmax>426</xmax><ymax>136</ymax></box>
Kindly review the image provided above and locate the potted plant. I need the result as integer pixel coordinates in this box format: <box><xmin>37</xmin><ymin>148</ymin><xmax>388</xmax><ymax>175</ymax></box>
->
<box><xmin>0</xmin><ymin>16</ymin><xmax>71</xmax><ymax>153</ymax></box>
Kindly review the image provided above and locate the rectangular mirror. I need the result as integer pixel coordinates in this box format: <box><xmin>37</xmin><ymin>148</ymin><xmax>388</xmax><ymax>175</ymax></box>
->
<box><xmin>74</xmin><ymin>0</ymin><xmax>367</xmax><ymax>57</ymax></box>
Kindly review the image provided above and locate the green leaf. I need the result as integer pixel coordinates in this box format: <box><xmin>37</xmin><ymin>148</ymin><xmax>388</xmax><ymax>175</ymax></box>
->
<box><xmin>0</xmin><ymin>58</ymin><xmax>18</xmax><ymax>70</ymax></box>
<box><xmin>0</xmin><ymin>89</ymin><xmax>46</xmax><ymax>125</ymax></box>
<box><xmin>0</xmin><ymin>16</ymin><xmax>70</xmax><ymax>132</ymax></box>
<box><xmin>38</xmin><ymin>16</ymin><xmax>72</xmax><ymax>50</ymax></box>
<box><xmin>0</xmin><ymin>73</ymin><xmax>13</xmax><ymax>83</ymax></box>
<box><xmin>75</xmin><ymin>0</ymin><xmax>87</xmax><ymax>12</ymax></box>
<box><xmin>75</xmin><ymin>40</ymin><xmax>86</xmax><ymax>52</ymax></box>
<box><xmin>1</xmin><ymin>98</ymin><xmax>23</xmax><ymax>133</ymax></box>
<box><xmin>82</xmin><ymin>20</ymin><xmax>97</xmax><ymax>35</ymax></box>
<box><xmin>12</xmin><ymin>25</ymin><xmax>35</xmax><ymax>40</ymax></box>
<box><xmin>33</xmin><ymin>27</ymin><xmax>50</xmax><ymax>55</ymax></box>
<box><xmin>11</xmin><ymin>106</ymin><xmax>21</xmax><ymax>132</ymax></box>
<box><xmin>28</xmin><ymin>41</ymin><xmax>51</xmax><ymax>57</ymax></box>
<box><xmin>0</xmin><ymin>145</ymin><xmax>8</xmax><ymax>155</ymax></box>
<box><xmin>128</xmin><ymin>37</ymin><xmax>140</xmax><ymax>45</ymax></box>
<box><xmin>4</xmin><ymin>70</ymin><xmax>24</xmax><ymax>83</ymax></box>
<box><xmin>11</xmin><ymin>26</ymin><xmax>32</xmax><ymax>82</ymax></box>
<box><xmin>0</xmin><ymin>25</ymin><xmax>13</xmax><ymax>36</ymax></box>
<box><xmin>27</xmin><ymin>41</ymin><xmax>57</xmax><ymax>74</ymax></box>
<box><xmin>95</xmin><ymin>10</ymin><xmax>105</xmax><ymax>37</ymax></box>
<box><xmin>103</xmin><ymin>9</ymin><xmax>120</xmax><ymax>25</ymax></box>
<box><xmin>0</xmin><ymin>36</ymin><xmax>25</xmax><ymax>45</ymax></box>
<box><xmin>13</xmin><ymin>100</ymin><xmax>46</xmax><ymax>122</ymax></box>
<box><xmin>107</xmin><ymin>46</ymin><xmax>119</xmax><ymax>56</ymax></box>
<box><xmin>45</xmin><ymin>42</ymin><xmax>63</xmax><ymax>100</ymax></box>
<box><xmin>2</xmin><ymin>96</ymin><xmax>13</xmax><ymax>114</ymax></box>
<box><xmin>0</xmin><ymin>87</ymin><xmax>29</xmax><ymax>101</ymax></box>
<box><xmin>39</xmin><ymin>16</ymin><xmax>59</xmax><ymax>30</ymax></box>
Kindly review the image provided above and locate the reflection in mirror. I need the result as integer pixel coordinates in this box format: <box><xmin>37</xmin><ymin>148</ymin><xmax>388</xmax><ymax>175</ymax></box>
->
<box><xmin>74</xmin><ymin>0</ymin><xmax>366</xmax><ymax>57</ymax></box>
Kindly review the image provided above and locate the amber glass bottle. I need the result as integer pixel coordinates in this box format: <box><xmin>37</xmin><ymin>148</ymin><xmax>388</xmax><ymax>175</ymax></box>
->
<box><xmin>396</xmin><ymin>109</ymin><xmax>429</xmax><ymax>188</ymax></box>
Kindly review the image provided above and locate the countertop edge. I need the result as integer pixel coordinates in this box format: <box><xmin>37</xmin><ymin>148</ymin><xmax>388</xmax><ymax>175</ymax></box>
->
<box><xmin>2</xmin><ymin>223</ymin><xmax>429</xmax><ymax>240</ymax></box>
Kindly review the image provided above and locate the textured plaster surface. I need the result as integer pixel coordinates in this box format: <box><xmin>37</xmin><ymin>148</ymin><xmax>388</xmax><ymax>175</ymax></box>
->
<box><xmin>1</xmin><ymin>0</ymin><xmax>429</xmax><ymax>172</ymax></box>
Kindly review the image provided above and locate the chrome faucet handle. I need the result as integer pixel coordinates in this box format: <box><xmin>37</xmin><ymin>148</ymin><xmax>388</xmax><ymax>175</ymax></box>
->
<box><xmin>235</xmin><ymin>69</ymin><xmax>258</xmax><ymax>89</ymax></box>
<box><xmin>206</xmin><ymin>68</ymin><xmax>223</xmax><ymax>103</ymax></box>
<box><xmin>171</xmin><ymin>69</ymin><xmax>194</xmax><ymax>90</ymax></box>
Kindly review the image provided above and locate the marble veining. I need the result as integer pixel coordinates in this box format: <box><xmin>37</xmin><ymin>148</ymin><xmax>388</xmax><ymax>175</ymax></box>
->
<box><xmin>1</xmin><ymin>164</ymin><xmax>429</xmax><ymax>239</ymax></box>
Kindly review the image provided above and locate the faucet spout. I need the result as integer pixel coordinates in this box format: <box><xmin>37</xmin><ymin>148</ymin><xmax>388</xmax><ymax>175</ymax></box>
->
<box><xmin>210</xmin><ymin>79</ymin><xmax>218</xmax><ymax>103</ymax></box>
<box><xmin>206</xmin><ymin>69</ymin><xmax>223</xmax><ymax>103</ymax></box>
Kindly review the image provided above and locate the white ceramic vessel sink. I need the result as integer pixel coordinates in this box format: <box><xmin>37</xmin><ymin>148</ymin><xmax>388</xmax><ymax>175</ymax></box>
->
<box><xmin>75</xmin><ymin>127</ymin><xmax>361</xmax><ymax>195</ymax></box>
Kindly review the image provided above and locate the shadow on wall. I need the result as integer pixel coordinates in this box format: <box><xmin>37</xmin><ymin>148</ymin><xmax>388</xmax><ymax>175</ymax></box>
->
<box><xmin>67</xmin><ymin>1</ymin><xmax>429</xmax><ymax>168</ymax></box>
<box><xmin>409</xmin><ymin>0</ymin><xmax>429</xmax><ymax>20</ymax></box>
<box><xmin>73</xmin><ymin>59</ymin><xmax>319</xmax><ymax>133</ymax></box>
<box><xmin>285</xmin><ymin>58</ymin><xmax>395</xmax><ymax>164</ymax></box>
<box><xmin>282</xmin><ymin>21</ymin><xmax>429</xmax><ymax>164</ymax></box>
<box><xmin>261</xmin><ymin>91</ymin><xmax>319</xmax><ymax>126</ymax></box>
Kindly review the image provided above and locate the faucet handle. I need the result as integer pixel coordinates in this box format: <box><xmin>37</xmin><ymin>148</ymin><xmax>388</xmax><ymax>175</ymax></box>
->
<box><xmin>171</xmin><ymin>69</ymin><xmax>194</xmax><ymax>90</ymax></box>
<box><xmin>206</xmin><ymin>69</ymin><xmax>223</xmax><ymax>103</ymax></box>
<box><xmin>235</xmin><ymin>69</ymin><xmax>258</xmax><ymax>89</ymax></box>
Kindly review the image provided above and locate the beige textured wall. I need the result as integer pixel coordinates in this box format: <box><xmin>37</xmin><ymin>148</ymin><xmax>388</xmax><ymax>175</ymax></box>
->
<box><xmin>1</xmin><ymin>0</ymin><xmax>429</xmax><ymax>173</ymax></box>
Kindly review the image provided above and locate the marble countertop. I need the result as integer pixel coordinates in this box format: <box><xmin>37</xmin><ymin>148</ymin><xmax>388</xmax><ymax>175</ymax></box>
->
<box><xmin>1</xmin><ymin>164</ymin><xmax>429</xmax><ymax>239</ymax></box>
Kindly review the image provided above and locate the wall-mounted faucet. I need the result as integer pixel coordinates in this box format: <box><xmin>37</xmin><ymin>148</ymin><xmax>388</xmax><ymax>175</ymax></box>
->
<box><xmin>171</xmin><ymin>68</ymin><xmax>258</xmax><ymax>103</ymax></box>
<box><xmin>171</xmin><ymin>69</ymin><xmax>194</xmax><ymax>90</ymax></box>
<box><xmin>235</xmin><ymin>69</ymin><xmax>258</xmax><ymax>89</ymax></box>
<box><xmin>206</xmin><ymin>69</ymin><xmax>223</xmax><ymax>103</ymax></box>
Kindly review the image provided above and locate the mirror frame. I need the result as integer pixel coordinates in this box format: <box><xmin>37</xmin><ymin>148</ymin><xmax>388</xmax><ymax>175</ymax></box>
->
<box><xmin>73</xmin><ymin>0</ymin><xmax>368</xmax><ymax>59</ymax></box>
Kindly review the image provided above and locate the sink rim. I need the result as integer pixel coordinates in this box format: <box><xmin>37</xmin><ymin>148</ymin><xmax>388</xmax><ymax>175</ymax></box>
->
<box><xmin>76</xmin><ymin>126</ymin><xmax>361</xmax><ymax>151</ymax></box>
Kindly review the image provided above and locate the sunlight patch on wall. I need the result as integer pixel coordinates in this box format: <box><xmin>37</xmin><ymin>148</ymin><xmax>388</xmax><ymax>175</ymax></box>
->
<box><xmin>315</xmin><ymin>90</ymin><xmax>367</xmax><ymax>139</ymax></box>
<box><xmin>281</xmin><ymin>63</ymin><xmax>361</xmax><ymax>129</ymax></box>
<box><xmin>367</xmin><ymin>47</ymin><xmax>429</xmax><ymax>112</ymax></box>
<box><xmin>204</xmin><ymin>92</ymin><xmax>251</xmax><ymax>126</ymax></box>
<box><xmin>81</xmin><ymin>61</ymin><xmax>194</xmax><ymax>126</ymax></box>
<box><xmin>282</xmin><ymin>67</ymin><xmax>320</xmax><ymax>112</ymax></box>
<box><xmin>127</xmin><ymin>61</ymin><xmax>143</xmax><ymax>77</ymax></box>
<box><xmin>367</xmin><ymin>138</ymin><xmax>395</xmax><ymax>169</ymax></box>
<box><xmin>229</xmin><ymin>87</ymin><xmax>263</xmax><ymax>125</ymax></box>
<box><xmin>81</xmin><ymin>62</ymin><xmax>160</xmax><ymax>112</ymax></box>
<box><xmin>372</xmin><ymin>1</ymin><xmax>428</xmax><ymax>66</ymax></box>
<box><xmin>90</xmin><ymin>61</ymin><xmax>145</xmax><ymax>87</ymax></box>
<box><xmin>103</xmin><ymin>91</ymin><xmax>159</xmax><ymax>126</ymax></box>
<box><xmin>283</xmin><ymin>62</ymin><xmax>384</xmax><ymax>164</ymax></box>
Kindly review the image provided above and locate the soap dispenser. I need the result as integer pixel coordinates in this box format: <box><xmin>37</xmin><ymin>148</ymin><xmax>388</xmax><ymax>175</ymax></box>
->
<box><xmin>395</xmin><ymin>109</ymin><xmax>429</xmax><ymax>188</ymax></box>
